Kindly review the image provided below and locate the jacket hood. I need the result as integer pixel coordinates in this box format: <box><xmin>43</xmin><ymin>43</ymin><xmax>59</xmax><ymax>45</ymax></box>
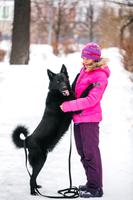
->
<box><xmin>99</xmin><ymin>65</ymin><xmax>110</xmax><ymax>78</ymax></box>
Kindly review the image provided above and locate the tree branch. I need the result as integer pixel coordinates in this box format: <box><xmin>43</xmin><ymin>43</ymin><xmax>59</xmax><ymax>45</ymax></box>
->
<box><xmin>120</xmin><ymin>17</ymin><xmax>133</xmax><ymax>45</ymax></box>
<box><xmin>107</xmin><ymin>0</ymin><xmax>133</xmax><ymax>7</ymax></box>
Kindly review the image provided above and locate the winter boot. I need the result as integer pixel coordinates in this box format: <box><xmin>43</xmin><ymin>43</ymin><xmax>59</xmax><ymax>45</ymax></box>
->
<box><xmin>79</xmin><ymin>188</ymin><xmax>103</xmax><ymax>198</ymax></box>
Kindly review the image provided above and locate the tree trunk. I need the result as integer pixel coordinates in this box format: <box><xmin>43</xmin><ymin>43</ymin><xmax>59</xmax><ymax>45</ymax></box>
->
<box><xmin>89</xmin><ymin>4</ymin><xmax>94</xmax><ymax>41</ymax></box>
<box><xmin>10</xmin><ymin>0</ymin><xmax>30</xmax><ymax>64</ymax></box>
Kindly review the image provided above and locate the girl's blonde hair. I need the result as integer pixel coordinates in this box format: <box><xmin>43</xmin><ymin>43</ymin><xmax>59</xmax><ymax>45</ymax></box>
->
<box><xmin>85</xmin><ymin>58</ymin><xmax>109</xmax><ymax>71</ymax></box>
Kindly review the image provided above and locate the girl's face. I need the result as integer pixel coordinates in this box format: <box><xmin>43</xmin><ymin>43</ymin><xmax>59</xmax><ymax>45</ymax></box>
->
<box><xmin>82</xmin><ymin>58</ymin><xmax>94</xmax><ymax>70</ymax></box>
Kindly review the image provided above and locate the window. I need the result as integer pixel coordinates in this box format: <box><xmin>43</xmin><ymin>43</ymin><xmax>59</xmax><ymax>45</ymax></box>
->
<box><xmin>0</xmin><ymin>7</ymin><xmax>3</xmax><ymax>19</ymax></box>
<box><xmin>0</xmin><ymin>4</ymin><xmax>13</xmax><ymax>21</ymax></box>
<box><xmin>3</xmin><ymin>6</ymin><xmax>9</xmax><ymax>19</ymax></box>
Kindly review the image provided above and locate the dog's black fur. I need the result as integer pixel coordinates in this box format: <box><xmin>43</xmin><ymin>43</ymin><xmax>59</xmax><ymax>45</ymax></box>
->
<box><xmin>12</xmin><ymin>64</ymin><xmax>94</xmax><ymax>195</ymax></box>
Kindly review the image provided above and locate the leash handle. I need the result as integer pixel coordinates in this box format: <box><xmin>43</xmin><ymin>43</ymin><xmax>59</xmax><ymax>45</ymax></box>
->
<box><xmin>36</xmin><ymin>186</ymin><xmax>79</xmax><ymax>198</ymax></box>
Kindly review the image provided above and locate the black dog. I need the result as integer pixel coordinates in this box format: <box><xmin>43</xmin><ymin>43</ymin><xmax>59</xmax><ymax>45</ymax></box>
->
<box><xmin>12</xmin><ymin>64</ymin><xmax>94</xmax><ymax>195</ymax></box>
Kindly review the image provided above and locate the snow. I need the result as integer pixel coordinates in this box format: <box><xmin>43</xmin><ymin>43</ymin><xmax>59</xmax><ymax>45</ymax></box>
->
<box><xmin>0</xmin><ymin>45</ymin><xmax>133</xmax><ymax>200</ymax></box>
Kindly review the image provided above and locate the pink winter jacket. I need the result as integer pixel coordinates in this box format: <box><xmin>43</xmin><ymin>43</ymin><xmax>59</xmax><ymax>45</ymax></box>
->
<box><xmin>61</xmin><ymin>66</ymin><xmax>110</xmax><ymax>123</ymax></box>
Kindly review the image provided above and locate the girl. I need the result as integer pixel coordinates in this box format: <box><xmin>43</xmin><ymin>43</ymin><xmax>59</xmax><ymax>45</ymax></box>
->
<box><xmin>60</xmin><ymin>42</ymin><xmax>110</xmax><ymax>198</ymax></box>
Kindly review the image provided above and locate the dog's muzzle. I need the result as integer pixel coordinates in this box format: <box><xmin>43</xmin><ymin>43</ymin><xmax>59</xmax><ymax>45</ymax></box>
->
<box><xmin>62</xmin><ymin>90</ymin><xmax>70</xmax><ymax>96</ymax></box>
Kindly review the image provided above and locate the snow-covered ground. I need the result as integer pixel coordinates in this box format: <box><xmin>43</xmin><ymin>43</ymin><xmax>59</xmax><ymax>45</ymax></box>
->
<box><xmin>0</xmin><ymin>45</ymin><xmax>133</xmax><ymax>200</ymax></box>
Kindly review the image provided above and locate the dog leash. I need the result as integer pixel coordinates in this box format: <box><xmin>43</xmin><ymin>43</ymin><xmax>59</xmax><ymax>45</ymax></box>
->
<box><xmin>23</xmin><ymin>140</ymin><xmax>31</xmax><ymax>177</ymax></box>
<box><xmin>23</xmin><ymin>123</ymin><xmax>79</xmax><ymax>198</ymax></box>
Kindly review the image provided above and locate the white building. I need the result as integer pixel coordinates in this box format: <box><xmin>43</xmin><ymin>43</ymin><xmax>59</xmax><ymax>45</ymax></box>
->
<box><xmin>0</xmin><ymin>0</ymin><xmax>14</xmax><ymax>40</ymax></box>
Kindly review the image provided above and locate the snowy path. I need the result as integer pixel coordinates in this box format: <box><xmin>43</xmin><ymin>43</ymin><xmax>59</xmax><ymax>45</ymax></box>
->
<box><xmin>0</xmin><ymin>47</ymin><xmax>133</xmax><ymax>200</ymax></box>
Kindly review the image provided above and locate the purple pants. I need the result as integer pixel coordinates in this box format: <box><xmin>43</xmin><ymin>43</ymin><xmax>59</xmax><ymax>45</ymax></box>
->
<box><xmin>74</xmin><ymin>122</ymin><xmax>102</xmax><ymax>192</ymax></box>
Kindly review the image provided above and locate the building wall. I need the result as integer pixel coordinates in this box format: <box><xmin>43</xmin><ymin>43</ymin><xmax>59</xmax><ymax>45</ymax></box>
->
<box><xmin>0</xmin><ymin>0</ymin><xmax>14</xmax><ymax>39</ymax></box>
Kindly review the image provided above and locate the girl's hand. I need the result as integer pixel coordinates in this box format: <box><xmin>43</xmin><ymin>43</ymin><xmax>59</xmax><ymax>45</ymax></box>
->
<box><xmin>60</xmin><ymin>104</ymin><xmax>64</xmax><ymax>112</ymax></box>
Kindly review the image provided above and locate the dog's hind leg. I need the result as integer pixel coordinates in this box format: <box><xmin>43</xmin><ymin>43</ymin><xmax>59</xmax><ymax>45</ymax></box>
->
<box><xmin>29</xmin><ymin>150</ymin><xmax>47</xmax><ymax>195</ymax></box>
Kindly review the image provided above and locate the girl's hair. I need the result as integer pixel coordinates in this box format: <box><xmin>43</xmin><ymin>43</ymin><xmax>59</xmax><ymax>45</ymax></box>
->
<box><xmin>85</xmin><ymin>58</ymin><xmax>109</xmax><ymax>71</ymax></box>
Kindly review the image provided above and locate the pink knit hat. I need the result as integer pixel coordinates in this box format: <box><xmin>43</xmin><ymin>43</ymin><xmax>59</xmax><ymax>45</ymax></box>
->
<box><xmin>81</xmin><ymin>42</ymin><xmax>101</xmax><ymax>61</ymax></box>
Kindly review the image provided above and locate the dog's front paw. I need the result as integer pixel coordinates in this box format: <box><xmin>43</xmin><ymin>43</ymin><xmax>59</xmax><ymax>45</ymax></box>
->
<box><xmin>31</xmin><ymin>192</ymin><xmax>38</xmax><ymax>196</ymax></box>
<box><xmin>31</xmin><ymin>190</ymin><xmax>39</xmax><ymax>196</ymax></box>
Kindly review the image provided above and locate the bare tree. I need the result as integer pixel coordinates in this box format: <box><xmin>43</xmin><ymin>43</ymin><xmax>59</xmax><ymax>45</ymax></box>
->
<box><xmin>107</xmin><ymin>0</ymin><xmax>133</xmax><ymax>7</ymax></box>
<box><xmin>96</xmin><ymin>4</ymin><xmax>122</xmax><ymax>47</ymax></box>
<box><xmin>120</xmin><ymin>16</ymin><xmax>133</xmax><ymax>45</ymax></box>
<box><xmin>30</xmin><ymin>1</ymin><xmax>48</xmax><ymax>44</ymax></box>
<box><xmin>75</xmin><ymin>0</ymin><xmax>95</xmax><ymax>43</ymax></box>
<box><xmin>31</xmin><ymin>0</ymin><xmax>78</xmax><ymax>55</ymax></box>
<box><xmin>88</xmin><ymin>3</ymin><xmax>94</xmax><ymax>41</ymax></box>
<box><xmin>51</xmin><ymin>0</ymin><xmax>78</xmax><ymax>55</ymax></box>
<box><xmin>105</xmin><ymin>0</ymin><xmax>133</xmax><ymax>71</ymax></box>
<box><xmin>10</xmin><ymin>0</ymin><xmax>31</xmax><ymax>64</ymax></box>
<box><xmin>106</xmin><ymin>0</ymin><xmax>133</xmax><ymax>44</ymax></box>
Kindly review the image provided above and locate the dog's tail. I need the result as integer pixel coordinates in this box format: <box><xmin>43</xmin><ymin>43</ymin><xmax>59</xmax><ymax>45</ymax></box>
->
<box><xmin>12</xmin><ymin>126</ymin><xmax>29</xmax><ymax>148</ymax></box>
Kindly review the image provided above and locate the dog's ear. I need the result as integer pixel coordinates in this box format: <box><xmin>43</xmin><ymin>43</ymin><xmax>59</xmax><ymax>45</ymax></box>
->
<box><xmin>47</xmin><ymin>69</ymin><xmax>56</xmax><ymax>80</ymax></box>
<box><xmin>60</xmin><ymin>64</ymin><xmax>69</xmax><ymax>78</ymax></box>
